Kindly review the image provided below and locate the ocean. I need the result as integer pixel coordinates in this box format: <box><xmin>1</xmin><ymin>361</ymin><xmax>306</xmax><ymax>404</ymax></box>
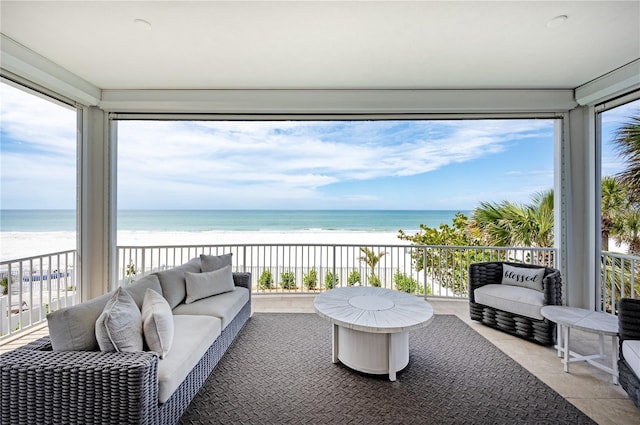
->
<box><xmin>1</xmin><ymin>209</ymin><xmax>468</xmax><ymax>233</ymax></box>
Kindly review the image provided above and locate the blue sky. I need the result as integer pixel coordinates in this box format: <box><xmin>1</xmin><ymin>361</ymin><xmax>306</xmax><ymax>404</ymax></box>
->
<box><xmin>601</xmin><ymin>100</ymin><xmax>640</xmax><ymax>178</ymax></box>
<box><xmin>116</xmin><ymin>119</ymin><xmax>554</xmax><ymax>210</ymax></box>
<box><xmin>1</xmin><ymin>80</ymin><xmax>637</xmax><ymax>211</ymax></box>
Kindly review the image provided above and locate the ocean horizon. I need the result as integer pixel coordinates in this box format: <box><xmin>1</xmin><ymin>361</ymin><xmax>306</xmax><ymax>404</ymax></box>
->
<box><xmin>1</xmin><ymin>209</ymin><xmax>470</xmax><ymax>233</ymax></box>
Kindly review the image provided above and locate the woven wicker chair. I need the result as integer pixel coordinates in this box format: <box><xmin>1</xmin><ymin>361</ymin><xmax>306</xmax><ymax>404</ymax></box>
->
<box><xmin>468</xmin><ymin>261</ymin><xmax>562</xmax><ymax>345</ymax></box>
<box><xmin>619</xmin><ymin>298</ymin><xmax>640</xmax><ymax>409</ymax></box>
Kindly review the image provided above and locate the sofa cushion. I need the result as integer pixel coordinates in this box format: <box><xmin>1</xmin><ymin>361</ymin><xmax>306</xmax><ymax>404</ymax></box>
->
<box><xmin>47</xmin><ymin>275</ymin><xmax>161</xmax><ymax>351</ymax></box>
<box><xmin>623</xmin><ymin>340</ymin><xmax>640</xmax><ymax>379</ymax></box>
<box><xmin>157</xmin><ymin>257</ymin><xmax>201</xmax><ymax>309</ymax></box>
<box><xmin>173</xmin><ymin>286</ymin><xmax>249</xmax><ymax>329</ymax></box>
<box><xmin>502</xmin><ymin>264</ymin><xmax>545</xmax><ymax>292</ymax></box>
<box><xmin>184</xmin><ymin>265</ymin><xmax>235</xmax><ymax>304</ymax></box>
<box><xmin>142</xmin><ymin>288</ymin><xmax>174</xmax><ymax>359</ymax></box>
<box><xmin>124</xmin><ymin>274</ymin><xmax>163</xmax><ymax>309</ymax></box>
<box><xmin>474</xmin><ymin>284</ymin><xmax>545</xmax><ymax>320</ymax></box>
<box><xmin>157</xmin><ymin>315</ymin><xmax>222</xmax><ymax>404</ymax></box>
<box><xmin>95</xmin><ymin>287</ymin><xmax>144</xmax><ymax>352</ymax></box>
<box><xmin>47</xmin><ymin>291</ymin><xmax>113</xmax><ymax>351</ymax></box>
<box><xmin>200</xmin><ymin>253</ymin><xmax>232</xmax><ymax>273</ymax></box>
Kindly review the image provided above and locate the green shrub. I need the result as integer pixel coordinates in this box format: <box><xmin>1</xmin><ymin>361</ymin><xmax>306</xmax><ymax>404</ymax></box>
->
<box><xmin>368</xmin><ymin>274</ymin><xmax>381</xmax><ymax>287</ymax></box>
<box><xmin>393</xmin><ymin>271</ymin><xmax>427</xmax><ymax>295</ymax></box>
<box><xmin>303</xmin><ymin>268</ymin><xmax>318</xmax><ymax>290</ymax></box>
<box><xmin>347</xmin><ymin>270</ymin><xmax>361</xmax><ymax>287</ymax></box>
<box><xmin>125</xmin><ymin>260</ymin><xmax>138</xmax><ymax>282</ymax></box>
<box><xmin>280</xmin><ymin>271</ymin><xmax>296</xmax><ymax>290</ymax></box>
<box><xmin>0</xmin><ymin>276</ymin><xmax>9</xmax><ymax>295</ymax></box>
<box><xmin>324</xmin><ymin>271</ymin><xmax>338</xmax><ymax>289</ymax></box>
<box><xmin>259</xmin><ymin>269</ymin><xmax>274</xmax><ymax>290</ymax></box>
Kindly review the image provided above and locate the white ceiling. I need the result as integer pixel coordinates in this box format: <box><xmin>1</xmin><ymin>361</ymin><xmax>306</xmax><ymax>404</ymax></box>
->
<box><xmin>1</xmin><ymin>1</ymin><xmax>639</xmax><ymax>91</ymax></box>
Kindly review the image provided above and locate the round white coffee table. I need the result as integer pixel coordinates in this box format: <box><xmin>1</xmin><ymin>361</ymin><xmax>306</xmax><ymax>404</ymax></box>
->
<box><xmin>540</xmin><ymin>305</ymin><xmax>619</xmax><ymax>384</ymax></box>
<box><xmin>314</xmin><ymin>286</ymin><xmax>434</xmax><ymax>381</ymax></box>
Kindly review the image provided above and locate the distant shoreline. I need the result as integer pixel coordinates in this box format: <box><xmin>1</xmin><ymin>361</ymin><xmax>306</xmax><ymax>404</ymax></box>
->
<box><xmin>1</xmin><ymin>229</ymin><xmax>409</xmax><ymax>262</ymax></box>
<box><xmin>0</xmin><ymin>229</ymin><xmax>631</xmax><ymax>263</ymax></box>
<box><xmin>1</xmin><ymin>209</ymin><xmax>469</xmax><ymax>233</ymax></box>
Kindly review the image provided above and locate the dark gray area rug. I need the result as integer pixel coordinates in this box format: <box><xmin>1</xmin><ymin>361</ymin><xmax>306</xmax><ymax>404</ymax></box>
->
<box><xmin>179</xmin><ymin>313</ymin><xmax>596</xmax><ymax>425</ymax></box>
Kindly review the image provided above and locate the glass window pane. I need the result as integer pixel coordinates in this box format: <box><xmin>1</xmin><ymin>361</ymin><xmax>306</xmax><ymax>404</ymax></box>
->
<box><xmin>0</xmin><ymin>81</ymin><xmax>78</xmax><ymax>261</ymax></box>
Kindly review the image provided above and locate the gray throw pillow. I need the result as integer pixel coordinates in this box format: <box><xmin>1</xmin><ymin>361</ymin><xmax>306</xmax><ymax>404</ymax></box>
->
<box><xmin>184</xmin><ymin>265</ymin><xmax>235</xmax><ymax>304</ymax></box>
<box><xmin>502</xmin><ymin>264</ymin><xmax>545</xmax><ymax>291</ymax></box>
<box><xmin>156</xmin><ymin>257</ymin><xmax>202</xmax><ymax>309</ymax></box>
<box><xmin>47</xmin><ymin>291</ymin><xmax>112</xmax><ymax>351</ymax></box>
<box><xmin>142</xmin><ymin>288</ymin><xmax>174</xmax><ymax>359</ymax></box>
<box><xmin>200</xmin><ymin>253</ymin><xmax>233</xmax><ymax>273</ymax></box>
<box><xmin>95</xmin><ymin>287</ymin><xmax>143</xmax><ymax>352</ymax></box>
<box><xmin>124</xmin><ymin>274</ymin><xmax>163</xmax><ymax>309</ymax></box>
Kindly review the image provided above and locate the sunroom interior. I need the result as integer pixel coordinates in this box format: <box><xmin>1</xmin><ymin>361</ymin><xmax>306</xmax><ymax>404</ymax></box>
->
<box><xmin>1</xmin><ymin>1</ymin><xmax>640</xmax><ymax>424</ymax></box>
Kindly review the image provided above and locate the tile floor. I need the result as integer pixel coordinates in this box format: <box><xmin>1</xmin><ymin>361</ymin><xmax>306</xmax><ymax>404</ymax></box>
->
<box><xmin>2</xmin><ymin>295</ymin><xmax>639</xmax><ymax>425</ymax></box>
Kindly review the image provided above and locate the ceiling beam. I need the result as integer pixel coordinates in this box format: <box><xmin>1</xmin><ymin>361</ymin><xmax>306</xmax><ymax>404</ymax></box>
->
<box><xmin>101</xmin><ymin>89</ymin><xmax>577</xmax><ymax>114</ymax></box>
<box><xmin>1</xmin><ymin>34</ymin><xmax>101</xmax><ymax>106</ymax></box>
<box><xmin>575</xmin><ymin>59</ymin><xmax>640</xmax><ymax>106</ymax></box>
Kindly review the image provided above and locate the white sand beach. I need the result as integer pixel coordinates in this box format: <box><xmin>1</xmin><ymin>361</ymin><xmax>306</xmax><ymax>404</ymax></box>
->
<box><xmin>1</xmin><ymin>230</ymin><xmax>632</xmax><ymax>263</ymax></box>
<box><xmin>1</xmin><ymin>230</ymin><xmax>409</xmax><ymax>262</ymax></box>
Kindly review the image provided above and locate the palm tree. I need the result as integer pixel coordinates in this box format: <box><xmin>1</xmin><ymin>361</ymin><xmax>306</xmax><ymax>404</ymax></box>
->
<box><xmin>358</xmin><ymin>247</ymin><xmax>386</xmax><ymax>287</ymax></box>
<box><xmin>607</xmin><ymin>114</ymin><xmax>640</xmax><ymax>255</ymax></box>
<box><xmin>611</xmin><ymin>210</ymin><xmax>640</xmax><ymax>256</ymax></box>
<box><xmin>612</xmin><ymin>115</ymin><xmax>640</xmax><ymax>197</ymax></box>
<box><xmin>469</xmin><ymin>201</ymin><xmax>514</xmax><ymax>246</ymax></box>
<box><xmin>601</xmin><ymin>176</ymin><xmax>627</xmax><ymax>251</ymax></box>
<box><xmin>471</xmin><ymin>190</ymin><xmax>554</xmax><ymax>248</ymax></box>
<box><xmin>470</xmin><ymin>190</ymin><xmax>554</xmax><ymax>264</ymax></box>
<box><xmin>521</xmin><ymin>190</ymin><xmax>555</xmax><ymax>248</ymax></box>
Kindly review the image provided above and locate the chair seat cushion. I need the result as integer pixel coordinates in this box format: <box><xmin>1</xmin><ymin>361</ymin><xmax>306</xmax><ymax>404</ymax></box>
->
<box><xmin>474</xmin><ymin>284</ymin><xmax>545</xmax><ymax>320</ymax></box>
<box><xmin>157</xmin><ymin>315</ymin><xmax>221</xmax><ymax>404</ymax></box>
<box><xmin>623</xmin><ymin>340</ymin><xmax>640</xmax><ymax>379</ymax></box>
<box><xmin>172</xmin><ymin>286</ymin><xmax>249</xmax><ymax>329</ymax></box>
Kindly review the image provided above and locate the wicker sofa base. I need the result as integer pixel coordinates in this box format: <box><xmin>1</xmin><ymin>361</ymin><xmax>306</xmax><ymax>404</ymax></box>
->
<box><xmin>0</xmin><ymin>301</ymin><xmax>252</xmax><ymax>425</ymax></box>
<box><xmin>159</xmin><ymin>301</ymin><xmax>251</xmax><ymax>424</ymax></box>
<box><xmin>619</xmin><ymin>359</ymin><xmax>640</xmax><ymax>409</ymax></box>
<box><xmin>470</xmin><ymin>301</ymin><xmax>554</xmax><ymax>346</ymax></box>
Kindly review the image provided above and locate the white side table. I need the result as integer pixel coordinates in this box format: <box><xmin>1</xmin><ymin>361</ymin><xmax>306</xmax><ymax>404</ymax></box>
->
<box><xmin>540</xmin><ymin>305</ymin><xmax>619</xmax><ymax>384</ymax></box>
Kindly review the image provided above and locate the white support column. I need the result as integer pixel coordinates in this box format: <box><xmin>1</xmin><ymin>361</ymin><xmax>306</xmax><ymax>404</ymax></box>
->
<box><xmin>564</xmin><ymin>105</ymin><xmax>598</xmax><ymax>309</ymax></box>
<box><xmin>79</xmin><ymin>106</ymin><xmax>115</xmax><ymax>301</ymax></box>
<box><xmin>555</xmin><ymin>117</ymin><xmax>567</xmax><ymax>303</ymax></box>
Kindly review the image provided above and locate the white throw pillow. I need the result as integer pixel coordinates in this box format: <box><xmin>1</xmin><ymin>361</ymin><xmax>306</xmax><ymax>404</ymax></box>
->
<box><xmin>184</xmin><ymin>265</ymin><xmax>235</xmax><ymax>304</ymax></box>
<box><xmin>141</xmin><ymin>288</ymin><xmax>174</xmax><ymax>359</ymax></box>
<box><xmin>95</xmin><ymin>287</ymin><xmax>143</xmax><ymax>352</ymax></box>
<box><xmin>501</xmin><ymin>264</ymin><xmax>545</xmax><ymax>292</ymax></box>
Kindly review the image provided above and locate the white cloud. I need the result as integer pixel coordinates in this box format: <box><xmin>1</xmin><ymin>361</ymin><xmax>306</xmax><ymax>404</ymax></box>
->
<box><xmin>1</xmin><ymin>83</ymin><xmax>77</xmax><ymax>208</ymax></box>
<box><xmin>116</xmin><ymin>119</ymin><xmax>553</xmax><ymax>208</ymax></box>
<box><xmin>0</xmin><ymin>83</ymin><xmax>76</xmax><ymax>156</ymax></box>
<box><xmin>0</xmin><ymin>80</ymin><xmax>554</xmax><ymax>210</ymax></box>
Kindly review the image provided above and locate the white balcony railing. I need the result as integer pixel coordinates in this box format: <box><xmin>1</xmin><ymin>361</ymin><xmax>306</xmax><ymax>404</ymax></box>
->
<box><xmin>3</xmin><ymin>246</ymin><xmax>636</xmax><ymax>341</ymax></box>
<box><xmin>0</xmin><ymin>250</ymin><xmax>78</xmax><ymax>339</ymax></box>
<box><xmin>117</xmin><ymin>244</ymin><xmax>556</xmax><ymax>298</ymax></box>
<box><xmin>601</xmin><ymin>251</ymin><xmax>640</xmax><ymax>314</ymax></box>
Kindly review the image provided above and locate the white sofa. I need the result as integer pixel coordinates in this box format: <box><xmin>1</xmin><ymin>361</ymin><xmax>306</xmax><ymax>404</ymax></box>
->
<box><xmin>0</xmin><ymin>254</ymin><xmax>251</xmax><ymax>425</ymax></box>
